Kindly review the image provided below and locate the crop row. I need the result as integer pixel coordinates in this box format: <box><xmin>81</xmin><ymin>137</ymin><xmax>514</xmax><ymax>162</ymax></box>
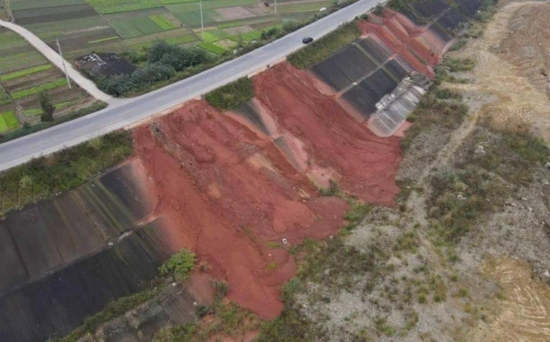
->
<box><xmin>11</xmin><ymin>78</ymin><xmax>68</xmax><ymax>100</ymax></box>
<box><xmin>0</xmin><ymin>64</ymin><xmax>53</xmax><ymax>81</ymax></box>
<box><xmin>198</xmin><ymin>42</ymin><xmax>226</xmax><ymax>55</ymax></box>
<box><xmin>149</xmin><ymin>15</ymin><xmax>178</xmax><ymax>30</ymax></box>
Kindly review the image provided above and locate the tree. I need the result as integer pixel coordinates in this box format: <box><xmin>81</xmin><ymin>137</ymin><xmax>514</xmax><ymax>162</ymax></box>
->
<box><xmin>39</xmin><ymin>91</ymin><xmax>55</xmax><ymax>122</ymax></box>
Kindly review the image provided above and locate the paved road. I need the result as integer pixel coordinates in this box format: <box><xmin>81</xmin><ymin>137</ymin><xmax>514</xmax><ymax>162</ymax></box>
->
<box><xmin>0</xmin><ymin>20</ymin><xmax>113</xmax><ymax>102</ymax></box>
<box><xmin>0</xmin><ymin>0</ymin><xmax>379</xmax><ymax>172</ymax></box>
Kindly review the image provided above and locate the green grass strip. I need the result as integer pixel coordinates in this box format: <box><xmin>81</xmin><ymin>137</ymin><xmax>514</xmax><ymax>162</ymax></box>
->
<box><xmin>198</xmin><ymin>42</ymin><xmax>226</xmax><ymax>55</ymax></box>
<box><xmin>11</xmin><ymin>79</ymin><xmax>68</xmax><ymax>100</ymax></box>
<box><xmin>0</xmin><ymin>64</ymin><xmax>53</xmax><ymax>81</ymax></box>
<box><xmin>287</xmin><ymin>21</ymin><xmax>360</xmax><ymax>69</ymax></box>
<box><xmin>150</xmin><ymin>15</ymin><xmax>178</xmax><ymax>30</ymax></box>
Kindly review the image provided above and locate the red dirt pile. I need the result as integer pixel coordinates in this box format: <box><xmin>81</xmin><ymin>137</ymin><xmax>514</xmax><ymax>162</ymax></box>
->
<box><xmin>357</xmin><ymin>9</ymin><xmax>449</xmax><ymax>78</ymax></box>
<box><xmin>133</xmin><ymin>100</ymin><xmax>348</xmax><ymax>319</ymax></box>
<box><xmin>253</xmin><ymin>63</ymin><xmax>402</xmax><ymax>205</ymax></box>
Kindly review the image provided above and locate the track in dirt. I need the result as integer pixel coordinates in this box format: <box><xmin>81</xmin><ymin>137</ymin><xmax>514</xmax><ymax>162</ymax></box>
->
<box><xmin>132</xmin><ymin>62</ymin><xmax>403</xmax><ymax>319</ymax></box>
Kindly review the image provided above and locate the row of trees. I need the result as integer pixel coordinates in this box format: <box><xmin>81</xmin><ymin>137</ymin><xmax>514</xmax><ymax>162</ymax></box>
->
<box><xmin>99</xmin><ymin>41</ymin><xmax>210</xmax><ymax>97</ymax></box>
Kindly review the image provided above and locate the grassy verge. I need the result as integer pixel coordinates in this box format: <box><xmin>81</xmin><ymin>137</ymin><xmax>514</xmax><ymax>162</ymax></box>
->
<box><xmin>0</xmin><ymin>101</ymin><xmax>107</xmax><ymax>144</ymax></box>
<box><xmin>0</xmin><ymin>129</ymin><xmax>132</xmax><ymax>216</ymax></box>
<box><xmin>204</xmin><ymin>77</ymin><xmax>254</xmax><ymax>110</ymax></box>
<box><xmin>287</xmin><ymin>21</ymin><xmax>360</xmax><ymax>69</ymax></box>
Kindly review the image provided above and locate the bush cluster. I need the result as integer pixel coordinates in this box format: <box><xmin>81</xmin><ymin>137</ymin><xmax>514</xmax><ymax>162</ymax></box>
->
<box><xmin>100</xmin><ymin>41</ymin><xmax>211</xmax><ymax>97</ymax></box>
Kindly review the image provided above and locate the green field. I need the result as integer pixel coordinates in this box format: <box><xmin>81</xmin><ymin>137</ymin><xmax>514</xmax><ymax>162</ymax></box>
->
<box><xmin>11</xmin><ymin>78</ymin><xmax>68</xmax><ymax>100</ymax></box>
<box><xmin>167</xmin><ymin>7</ymin><xmax>217</xmax><ymax>27</ymax></box>
<box><xmin>111</xmin><ymin>17</ymin><xmax>166</xmax><ymax>38</ymax></box>
<box><xmin>149</xmin><ymin>14</ymin><xmax>178</xmax><ymax>30</ymax></box>
<box><xmin>10</xmin><ymin>0</ymin><xmax>86</xmax><ymax>10</ymax></box>
<box><xmin>0</xmin><ymin>111</ymin><xmax>18</xmax><ymax>132</ymax></box>
<box><xmin>0</xmin><ymin>64</ymin><xmax>53</xmax><ymax>81</ymax></box>
<box><xmin>0</xmin><ymin>51</ymin><xmax>46</xmax><ymax>74</ymax></box>
<box><xmin>86</xmin><ymin>0</ymin><xmax>162</xmax><ymax>14</ymax></box>
<box><xmin>198</xmin><ymin>42</ymin><xmax>225</xmax><ymax>55</ymax></box>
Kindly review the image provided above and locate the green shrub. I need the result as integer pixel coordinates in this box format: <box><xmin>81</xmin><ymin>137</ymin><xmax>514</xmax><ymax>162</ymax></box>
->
<box><xmin>205</xmin><ymin>77</ymin><xmax>254</xmax><ymax>110</ymax></box>
<box><xmin>159</xmin><ymin>249</ymin><xmax>196</xmax><ymax>281</ymax></box>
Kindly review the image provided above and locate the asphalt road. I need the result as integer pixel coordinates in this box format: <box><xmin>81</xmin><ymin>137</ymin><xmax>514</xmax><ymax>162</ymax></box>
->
<box><xmin>0</xmin><ymin>0</ymin><xmax>380</xmax><ymax>172</ymax></box>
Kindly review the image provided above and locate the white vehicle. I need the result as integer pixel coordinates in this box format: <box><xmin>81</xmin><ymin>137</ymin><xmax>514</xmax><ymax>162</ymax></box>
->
<box><xmin>320</xmin><ymin>7</ymin><xmax>327</xmax><ymax>11</ymax></box>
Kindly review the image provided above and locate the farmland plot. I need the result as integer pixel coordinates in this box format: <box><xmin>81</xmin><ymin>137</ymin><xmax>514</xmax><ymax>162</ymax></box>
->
<box><xmin>12</xmin><ymin>4</ymin><xmax>98</xmax><ymax>25</ymax></box>
<box><xmin>0</xmin><ymin>111</ymin><xmax>19</xmax><ymax>132</ymax></box>
<box><xmin>86</xmin><ymin>0</ymin><xmax>162</xmax><ymax>14</ymax></box>
<box><xmin>110</xmin><ymin>17</ymin><xmax>165</xmax><ymax>38</ymax></box>
<box><xmin>10</xmin><ymin>0</ymin><xmax>87</xmax><ymax>11</ymax></box>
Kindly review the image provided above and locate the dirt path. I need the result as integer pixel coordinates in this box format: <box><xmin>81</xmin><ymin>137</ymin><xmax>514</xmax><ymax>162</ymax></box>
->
<box><xmin>459</xmin><ymin>1</ymin><xmax>550</xmax><ymax>140</ymax></box>
<box><xmin>0</xmin><ymin>20</ymin><xmax>114</xmax><ymax>103</ymax></box>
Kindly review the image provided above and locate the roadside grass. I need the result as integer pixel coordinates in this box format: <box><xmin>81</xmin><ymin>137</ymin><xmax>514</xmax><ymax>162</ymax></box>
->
<box><xmin>0</xmin><ymin>129</ymin><xmax>132</xmax><ymax>216</ymax></box>
<box><xmin>205</xmin><ymin>77</ymin><xmax>254</xmax><ymax>110</ymax></box>
<box><xmin>287</xmin><ymin>21</ymin><xmax>360</xmax><ymax>69</ymax></box>
<box><xmin>0</xmin><ymin>64</ymin><xmax>52</xmax><ymax>81</ymax></box>
<box><xmin>0</xmin><ymin>111</ymin><xmax>18</xmax><ymax>132</ymax></box>
<box><xmin>11</xmin><ymin>78</ymin><xmax>68</xmax><ymax>100</ymax></box>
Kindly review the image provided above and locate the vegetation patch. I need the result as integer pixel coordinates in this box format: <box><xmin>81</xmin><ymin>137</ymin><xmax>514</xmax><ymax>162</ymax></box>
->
<box><xmin>287</xmin><ymin>21</ymin><xmax>360</xmax><ymax>69</ymax></box>
<box><xmin>401</xmin><ymin>86</ymin><xmax>468</xmax><ymax>151</ymax></box>
<box><xmin>204</xmin><ymin>77</ymin><xmax>254</xmax><ymax>111</ymax></box>
<box><xmin>0</xmin><ymin>64</ymin><xmax>52</xmax><ymax>81</ymax></box>
<box><xmin>149</xmin><ymin>14</ymin><xmax>178</xmax><ymax>30</ymax></box>
<box><xmin>0</xmin><ymin>130</ymin><xmax>132</xmax><ymax>216</ymax></box>
<box><xmin>198</xmin><ymin>42</ymin><xmax>226</xmax><ymax>55</ymax></box>
<box><xmin>11</xmin><ymin>78</ymin><xmax>68</xmax><ymax>100</ymax></box>
<box><xmin>159</xmin><ymin>249</ymin><xmax>196</xmax><ymax>280</ymax></box>
<box><xmin>0</xmin><ymin>111</ymin><xmax>18</xmax><ymax>132</ymax></box>
<box><xmin>0</xmin><ymin>86</ymin><xmax>11</xmax><ymax>105</ymax></box>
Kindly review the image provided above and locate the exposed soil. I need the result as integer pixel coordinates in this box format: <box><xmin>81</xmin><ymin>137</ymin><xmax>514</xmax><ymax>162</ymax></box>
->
<box><xmin>253</xmin><ymin>63</ymin><xmax>403</xmax><ymax>205</ymax></box>
<box><xmin>133</xmin><ymin>100</ymin><xmax>350</xmax><ymax>319</ymax></box>
<box><xmin>451</xmin><ymin>1</ymin><xmax>550</xmax><ymax>142</ymax></box>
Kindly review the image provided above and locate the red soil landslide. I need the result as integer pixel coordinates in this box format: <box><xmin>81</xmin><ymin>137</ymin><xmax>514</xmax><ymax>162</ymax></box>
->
<box><xmin>133</xmin><ymin>101</ymin><xmax>348</xmax><ymax>319</ymax></box>
<box><xmin>357</xmin><ymin>10</ymin><xmax>449</xmax><ymax>78</ymax></box>
<box><xmin>132</xmin><ymin>63</ymin><xmax>402</xmax><ymax>319</ymax></box>
<box><xmin>253</xmin><ymin>63</ymin><xmax>402</xmax><ymax>205</ymax></box>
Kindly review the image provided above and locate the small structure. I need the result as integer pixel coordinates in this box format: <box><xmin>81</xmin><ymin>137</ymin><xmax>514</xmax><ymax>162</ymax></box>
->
<box><xmin>75</xmin><ymin>53</ymin><xmax>136</xmax><ymax>78</ymax></box>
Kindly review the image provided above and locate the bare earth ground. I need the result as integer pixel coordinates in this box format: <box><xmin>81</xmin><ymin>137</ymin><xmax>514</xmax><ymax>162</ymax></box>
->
<box><xmin>293</xmin><ymin>1</ymin><xmax>550</xmax><ymax>341</ymax></box>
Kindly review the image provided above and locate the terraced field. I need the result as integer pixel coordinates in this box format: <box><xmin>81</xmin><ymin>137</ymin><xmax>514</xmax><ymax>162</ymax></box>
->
<box><xmin>0</xmin><ymin>28</ymin><xmax>93</xmax><ymax>132</ymax></box>
<box><xmin>8</xmin><ymin>0</ymin><xmax>336</xmax><ymax>60</ymax></box>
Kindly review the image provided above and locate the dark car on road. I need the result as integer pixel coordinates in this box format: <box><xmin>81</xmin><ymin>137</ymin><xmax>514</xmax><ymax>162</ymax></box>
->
<box><xmin>302</xmin><ymin>37</ymin><xmax>314</xmax><ymax>44</ymax></box>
